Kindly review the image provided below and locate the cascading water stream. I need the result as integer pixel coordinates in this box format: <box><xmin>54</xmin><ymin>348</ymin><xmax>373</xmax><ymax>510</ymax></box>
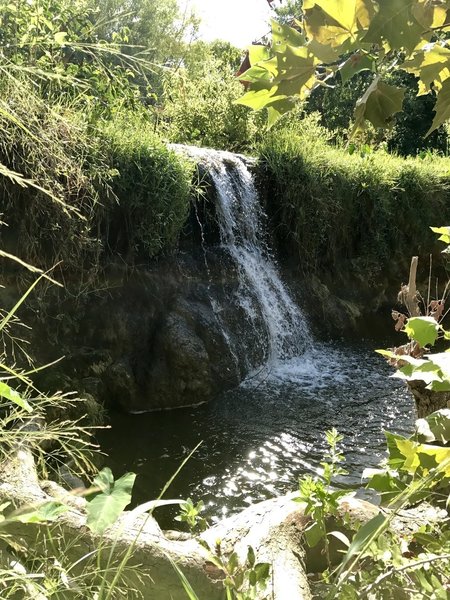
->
<box><xmin>99</xmin><ymin>147</ymin><xmax>415</xmax><ymax>519</ymax></box>
<box><xmin>173</xmin><ymin>145</ymin><xmax>312</xmax><ymax>368</ymax></box>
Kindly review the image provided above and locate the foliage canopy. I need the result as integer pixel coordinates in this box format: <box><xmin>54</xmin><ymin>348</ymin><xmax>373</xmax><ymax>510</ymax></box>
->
<box><xmin>238</xmin><ymin>0</ymin><xmax>450</xmax><ymax>133</ymax></box>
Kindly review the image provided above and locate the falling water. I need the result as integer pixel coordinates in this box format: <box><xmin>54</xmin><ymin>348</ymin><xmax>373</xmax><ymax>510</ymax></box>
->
<box><xmin>174</xmin><ymin>145</ymin><xmax>312</xmax><ymax>366</ymax></box>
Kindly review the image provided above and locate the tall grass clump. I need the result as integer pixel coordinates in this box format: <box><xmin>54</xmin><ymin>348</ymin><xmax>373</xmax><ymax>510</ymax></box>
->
<box><xmin>98</xmin><ymin>114</ymin><xmax>194</xmax><ymax>258</ymax></box>
<box><xmin>259</xmin><ymin>113</ymin><xmax>450</xmax><ymax>279</ymax></box>
<box><xmin>0</xmin><ymin>76</ymin><xmax>111</xmax><ymax>274</ymax></box>
<box><xmin>0</xmin><ymin>76</ymin><xmax>195</xmax><ymax>273</ymax></box>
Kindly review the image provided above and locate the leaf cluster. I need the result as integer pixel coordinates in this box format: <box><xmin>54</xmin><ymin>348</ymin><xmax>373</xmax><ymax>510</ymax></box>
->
<box><xmin>238</xmin><ymin>0</ymin><xmax>450</xmax><ymax>136</ymax></box>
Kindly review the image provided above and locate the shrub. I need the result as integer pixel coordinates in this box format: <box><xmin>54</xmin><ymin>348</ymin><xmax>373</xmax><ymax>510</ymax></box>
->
<box><xmin>158</xmin><ymin>50</ymin><xmax>264</xmax><ymax>153</ymax></box>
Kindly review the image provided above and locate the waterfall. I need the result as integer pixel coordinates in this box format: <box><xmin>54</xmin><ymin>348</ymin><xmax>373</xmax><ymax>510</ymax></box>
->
<box><xmin>172</xmin><ymin>145</ymin><xmax>312</xmax><ymax>369</ymax></box>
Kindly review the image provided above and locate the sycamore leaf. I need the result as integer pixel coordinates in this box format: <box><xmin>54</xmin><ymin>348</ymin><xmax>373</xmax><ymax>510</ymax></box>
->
<box><xmin>396</xmin><ymin>439</ymin><xmax>450</xmax><ymax>477</ymax></box>
<box><xmin>424</xmin><ymin>352</ymin><xmax>450</xmax><ymax>379</ymax></box>
<box><xmin>431</xmin><ymin>226</ymin><xmax>450</xmax><ymax>244</ymax></box>
<box><xmin>353</xmin><ymin>78</ymin><xmax>405</xmax><ymax>131</ymax></box>
<box><xmin>396</xmin><ymin>359</ymin><xmax>443</xmax><ymax>386</ymax></box>
<box><xmin>427</xmin><ymin>78</ymin><xmax>450</xmax><ymax>135</ymax></box>
<box><xmin>308</xmin><ymin>38</ymin><xmax>341</xmax><ymax>63</ymax></box>
<box><xmin>236</xmin><ymin>87</ymin><xmax>285</xmax><ymax>110</ymax></box>
<box><xmin>404</xmin><ymin>316</ymin><xmax>440</xmax><ymax>347</ymax></box>
<box><xmin>412</xmin><ymin>0</ymin><xmax>448</xmax><ymax>29</ymax></box>
<box><xmin>415</xmin><ymin>409</ymin><xmax>450</xmax><ymax>444</ymax></box>
<box><xmin>248</xmin><ymin>44</ymin><xmax>271</xmax><ymax>65</ymax></box>
<box><xmin>267</xmin><ymin>99</ymin><xmax>297</xmax><ymax>126</ymax></box>
<box><xmin>340</xmin><ymin>50</ymin><xmax>375</xmax><ymax>83</ymax></box>
<box><xmin>303</xmin><ymin>4</ymin><xmax>357</xmax><ymax>49</ymax></box>
<box><xmin>271</xmin><ymin>19</ymin><xmax>306</xmax><ymax>54</ymax></box>
<box><xmin>0</xmin><ymin>381</ymin><xmax>32</xmax><ymax>413</ymax></box>
<box><xmin>304</xmin><ymin>0</ymin><xmax>374</xmax><ymax>38</ymax></box>
<box><xmin>86</xmin><ymin>468</ymin><xmax>136</xmax><ymax>534</ymax></box>
<box><xmin>403</xmin><ymin>44</ymin><xmax>450</xmax><ymax>95</ymax></box>
<box><xmin>364</xmin><ymin>0</ymin><xmax>423</xmax><ymax>52</ymax></box>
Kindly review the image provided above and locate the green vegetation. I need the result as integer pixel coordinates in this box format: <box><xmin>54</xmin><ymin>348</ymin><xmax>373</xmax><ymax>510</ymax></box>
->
<box><xmin>98</xmin><ymin>116</ymin><xmax>193</xmax><ymax>258</ymax></box>
<box><xmin>238</xmin><ymin>0</ymin><xmax>450</xmax><ymax>138</ymax></box>
<box><xmin>3</xmin><ymin>0</ymin><xmax>450</xmax><ymax>599</ymax></box>
<box><xmin>297</xmin><ymin>416</ymin><xmax>450</xmax><ymax>599</ymax></box>
<box><xmin>159</xmin><ymin>47</ymin><xmax>262</xmax><ymax>152</ymax></box>
<box><xmin>260</xmin><ymin>113</ymin><xmax>450</xmax><ymax>278</ymax></box>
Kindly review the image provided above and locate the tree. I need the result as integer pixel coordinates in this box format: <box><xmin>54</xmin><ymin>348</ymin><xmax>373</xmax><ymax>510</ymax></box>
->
<box><xmin>237</xmin><ymin>0</ymin><xmax>450</xmax><ymax>135</ymax></box>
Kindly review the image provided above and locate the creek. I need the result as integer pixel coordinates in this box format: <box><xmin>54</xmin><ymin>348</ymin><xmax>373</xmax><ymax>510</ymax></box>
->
<box><xmin>98</xmin><ymin>148</ymin><xmax>415</xmax><ymax>523</ymax></box>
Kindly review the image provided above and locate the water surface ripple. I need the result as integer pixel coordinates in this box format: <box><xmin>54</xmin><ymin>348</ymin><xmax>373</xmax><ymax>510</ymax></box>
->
<box><xmin>99</xmin><ymin>341</ymin><xmax>414</xmax><ymax>522</ymax></box>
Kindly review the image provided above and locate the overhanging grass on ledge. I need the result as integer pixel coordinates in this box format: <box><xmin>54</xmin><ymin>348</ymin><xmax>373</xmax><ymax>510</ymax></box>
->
<box><xmin>259</xmin><ymin>118</ymin><xmax>450</xmax><ymax>280</ymax></box>
<box><xmin>97</xmin><ymin>115</ymin><xmax>194</xmax><ymax>259</ymax></box>
<box><xmin>0</xmin><ymin>76</ymin><xmax>194</xmax><ymax>272</ymax></box>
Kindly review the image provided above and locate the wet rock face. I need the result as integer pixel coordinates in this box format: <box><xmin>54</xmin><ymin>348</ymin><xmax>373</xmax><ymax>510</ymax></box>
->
<box><xmin>35</xmin><ymin>255</ymin><xmax>242</xmax><ymax>413</ymax></box>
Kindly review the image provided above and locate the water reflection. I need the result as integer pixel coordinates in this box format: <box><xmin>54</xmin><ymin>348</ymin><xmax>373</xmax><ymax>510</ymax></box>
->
<box><xmin>98</xmin><ymin>341</ymin><xmax>414</xmax><ymax>523</ymax></box>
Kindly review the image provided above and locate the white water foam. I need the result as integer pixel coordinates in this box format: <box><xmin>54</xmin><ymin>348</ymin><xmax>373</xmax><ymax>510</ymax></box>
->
<box><xmin>172</xmin><ymin>145</ymin><xmax>312</xmax><ymax>370</ymax></box>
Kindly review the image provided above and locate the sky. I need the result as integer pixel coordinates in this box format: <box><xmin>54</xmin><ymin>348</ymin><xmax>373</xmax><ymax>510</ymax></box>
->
<box><xmin>180</xmin><ymin>0</ymin><xmax>277</xmax><ymax>49</ymax></box>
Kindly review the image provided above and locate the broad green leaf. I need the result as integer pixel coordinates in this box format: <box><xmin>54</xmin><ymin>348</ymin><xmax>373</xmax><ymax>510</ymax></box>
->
<box><xmin>427</xmin><ymin>78</ymin><xmax>450</xmax><ymax>135</ymax></box>
<box><xmin>385</xmin><ymin>431</ymin><xmax>409</xmax><ymax>469</ymax></box>
<box><xmin>0</xmin><ymin>381</ymin><xmax>32</xmax><ymax>413</ymax></box>
<box><xmin>54</xmin><ymin>31</ymin><xmax>68</xmax><ymax>45</ymax></box>
<box><xmin>366</xmin><ymin>471</ymin><xmax>405</xmax><ymax>504</ymax></box>
<box><xmin>353</xmin><ymin>78</ymin><xmax>405</xmax><ymax>131</ymax></box>
<box><xmin>238</xmin><ymin>65</ymin><xmax>272</xmax><ymax>83</ymax></box>
<box><xmin>14</xmin><ymin>501</ymin><xmax>69</xmax><ymax>523</ymax></box>
<box><xmin>375</xmin><ymin>349</ymin><xmax>424</xmax><ymax>366</ymax></box>
<box><xmin>404</xmin><ymin>316</ymin><xmax>440</xmax><ymax>347</ymax></box>
<box><xmin>271</xmin><ymin>19</ymin><xmax>306</xmax><ymax>53</ymax></box>
<box><xmin>403</xmin><ymin>44</ymin><xmax>450</xmax><ymax>95</ymax></box>
<box><xmin>425</xmin><ymin>352</ymin><xmax>450</xmax><ymax>377</ymax></box>
<box><xmin>308</xmin><ymin>38</ymin><xmax>341</xmax><ymax>63</ymax></box>
<box><xmin>248</xmin><ymin>44</ymin><xmax>271</xmax><ymax>65</ymax></box>
<box><xmin>396</xmin><ymin>359</ymin><xmax>443</xmax><ymax>386</ymax></box>
<box><xmin>304</xmin><ymin>520</ymin><xmax>325</xmax><ymax>547</ymax></box>
<box><xmin>412</xmin><ymin>0</ymin><xmax>448</xmax><ymax>29</ymax></box>
<box><xmin>304</xmin><ymin>0</ymin><xmax>360</xmax><ymax>33</ymax></box>
<box><xmin>303</xmin><ymin>0</ymin><xmax>372</xmax><ymax>48</ymax></box>
<box><xmin>254</xmin><ymin>562</ymin><xmax>270</xmax><ymax>582</ymax></box>
<box><xmin>340</xmin><ymin>50</ymin><xmax>374</xmax><ymax>84</ymax></box>
<box><xmin>428</xmin><ymin>379</ymin><xmax>450</xmax><ymax>392</ymax></box>
<box><xmin>86</xmin><ymin>468</ymin><xmax>136</xmax><ymax>534</ymax></box>
<box><xmin>415</xmin><ymin>409</ymin><xmax>450</xmax><ymax>444</ymax></box>
<box><xmin>396</xmin><ymin>439</ymin><xmax>450</xmax><ymax>477</ymax></box>
<box><xmin>364</xmin><ymin>0</ymin><xmax>424</xmax><ymax>52</ymax></box>
<box><xmin>431</xmin><ymin>226</ymin><xmax>450</xmax><ymax>244</ymax></box>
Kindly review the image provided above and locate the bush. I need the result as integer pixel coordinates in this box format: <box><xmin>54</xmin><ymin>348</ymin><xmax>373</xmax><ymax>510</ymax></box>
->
<box><xmin>158</xmin><ymin>50</ymin><xmax>264</xmax><ymax>153</ymax></box>
<box><xmin>0</xmin><ymin>75</ymin><xmax>195</xmax><ymax>273</ymax></box>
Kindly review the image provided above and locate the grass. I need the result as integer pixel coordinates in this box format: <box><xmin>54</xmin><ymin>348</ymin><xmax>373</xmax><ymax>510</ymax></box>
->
<box><xmin>259</xmin><ymin>114</ymin><xmax>450</xmax><ymax>281</ymax></box>
<box><xmin>98</xmin><ymin>114</ymin><xmax>194</xmax><ymax>259</ymax></box>
<box><xmin>0</xmin><ymin>76</ymin><xmax>195</xmax><ymax>277</ymax></box>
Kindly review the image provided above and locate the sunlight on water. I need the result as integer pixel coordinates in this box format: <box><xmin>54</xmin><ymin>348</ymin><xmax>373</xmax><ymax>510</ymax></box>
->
<box><xmin>99</xmin><ymin>342</ymin><xmax>415</xmax><ymax>524</ymax></box>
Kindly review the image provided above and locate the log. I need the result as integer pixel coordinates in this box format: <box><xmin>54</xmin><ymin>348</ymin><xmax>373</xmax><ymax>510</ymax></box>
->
<box><xmin>1</xmin><ymin>451</ymin><xmax>445</xmax><ymax>599</ymax></box>
<box><xmin>0</xmin><ymin>449</ymin><xmax>312</xmax><ymax>600</ymax></box>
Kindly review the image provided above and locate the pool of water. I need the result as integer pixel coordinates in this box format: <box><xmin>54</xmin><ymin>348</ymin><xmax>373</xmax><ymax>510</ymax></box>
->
<box><xmin>98</xmin><ymin>340</ymin><xmax>415</xmax><ymax>524</ymax></box>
